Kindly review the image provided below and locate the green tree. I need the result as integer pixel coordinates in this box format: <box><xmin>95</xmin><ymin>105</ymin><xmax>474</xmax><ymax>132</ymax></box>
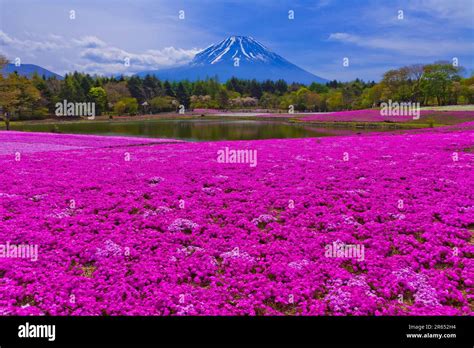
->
<box><xmin>249</xmin><ymin>79</ymin><xmax>263</xmax><ymax>99</ymax></box>
<box><xmin>326</xmin><ymin>90</ymin><xmax>344</xmax><ymax>111</ymax></box>
<box><xmin>175</xmin><ymin>82</ymin><xmax>190</xmax><ymax>108</ymax></box>
<box><xmin>309</xmin><ymin>82</ymin><xmax>329</xmax><ymax>94</ymax></box>
<box><xmin>358</xmin><ymin>84</ymin><xmax>386</xmax><ymax>108</ymax></box>
<box><xmin>163</xmin><ymin>81</ymin><xmax>175</xmax><ymax>97</ymax></box>
<box><xmin>113</xmin><ymin>97</ymin><xmax>138</xmax><ymax>115</ymax></box>
<box><xmin>143</xmin><ymin>75</ymin><xmax>163</xmax><ymax>100</ymax></box>
<box><xmin>88</xmin><ymin>87</ymin><xmax>107</xmax><ymax>115</ymax></box>
<box><xmin>193</xmin><ymin>81</ymin><xmax>207</xmax><ymax>96</ymax></box>
<box><xmin>216</xmin><ymin>88</ymin><xmax>229</xmax><ymax>109</ymax></box>
<box><xmin>104</xmin><ymin>81</ymin><xmax>131</xmax><ymax>105</ymax></box>
<box><xmin>59</xmin><ymin>75</ymin><xmax>80</xmax><ymax>102</ymax></box>
<box><xmin>420</xmin><ymin>62</ymin><xmax>462</xmax><ymax>105</ymax></box>
<box><xmin>275</xmin><ymin>79</ymin><xmax>288</xmax><ymax>95</ymax></box>
<box><xmin>459</xmin><ymin>76</ymin><xmax>474</xmax><ymax>104</ymax></box>
<box><xmin>149</xmin><ymin>96</ymin><xmax>177</xmax><ymax>113</ymax></box>
<box><xmin>0</xmin><ymin>56</ymin><xmax>18</xmax><ymax>129</ymax></box>
<box><xmin>127</xmin><ymin>76</ymin><xmax>145</xmax><ymax>102</ymax></box>
<box><xmin>259</xmin><ymin>92</ymin><xmax>280</xmax><ymax>109</ymax></box>
<box><xmin>10</xmin><ymin>74</ymin><xmax>41</xmax><ymax>119</ymax></box>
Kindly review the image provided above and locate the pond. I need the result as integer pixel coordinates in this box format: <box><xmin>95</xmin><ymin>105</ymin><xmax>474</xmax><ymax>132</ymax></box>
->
<box><xmin>8</xmin><ymin>119</ymin><xmax>383</xmax><ymax>141</ymax></box>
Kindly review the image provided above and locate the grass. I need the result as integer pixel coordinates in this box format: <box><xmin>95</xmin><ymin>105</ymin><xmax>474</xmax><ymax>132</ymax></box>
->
<box><xmin>421</xmin><ymin>105</ymin><xmax>474</xmax><ymax>111</ymax></box>
<box><xmin>290</xmin><ymin>120</ymin><xmax>433</xmax><ymax>129</ymax></box>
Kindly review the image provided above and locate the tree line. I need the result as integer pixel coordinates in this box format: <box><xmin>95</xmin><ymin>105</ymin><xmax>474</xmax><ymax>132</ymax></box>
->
<box><xmin>1</xmin><ymin>54</ymin><xmax>473</xmax><ymax>123</ymax></box>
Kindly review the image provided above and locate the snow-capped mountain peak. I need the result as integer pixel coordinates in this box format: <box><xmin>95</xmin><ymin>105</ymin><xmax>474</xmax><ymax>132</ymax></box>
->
<box><xmin>137</xmin><ymin>36</ymin><xmax>328</xmax><ymax>84</ymax></box>
<box><xmin>192</xmin><ymin>36</ymin><xmax>289</xmax><ymax>66</ymax></box>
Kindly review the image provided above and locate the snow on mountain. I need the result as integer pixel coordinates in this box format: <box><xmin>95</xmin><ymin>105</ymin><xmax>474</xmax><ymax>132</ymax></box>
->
<box><xmin>137</xmin><ymin>36</ymin><xmax>327</xmax><ymax>84</ymax></box>
<box><xmin>193</xmin><ymin>36</ymin><xmax>288</xmax><ymax>65</ymax></box>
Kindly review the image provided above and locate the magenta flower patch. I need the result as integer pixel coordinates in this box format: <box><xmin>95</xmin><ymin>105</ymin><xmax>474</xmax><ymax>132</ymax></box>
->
<box><xmin>0</xmin><ymin>129</ymin><xmax>472</xmax><ymax>316</ymax></box>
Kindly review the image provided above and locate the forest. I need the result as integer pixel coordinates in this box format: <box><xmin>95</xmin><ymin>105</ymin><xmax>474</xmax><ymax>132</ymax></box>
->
<box><xmin>1</xmin><ymin>55</ymin><xmax>473</xmax><ymax>120</ymax></box>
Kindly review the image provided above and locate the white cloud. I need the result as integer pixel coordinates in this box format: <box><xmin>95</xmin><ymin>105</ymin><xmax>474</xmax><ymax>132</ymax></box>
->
<box><xmin>0</xmin><ymin>31</ymin><xmax>14</xmax><ymax>45</ymax></box>
<box><xmin>328</xmin><ymin>33</ymin><xmax>357</xmax><ymax>43</ymax></box>
<box><xmin>73</xmin><ymin>36</ymin><xmax>107</xmax><ymax>48</ymax></box>
<box><xmin>328</xmin><ymin>32</ymin><xmax>472</xmax><ymax>57</ymax></box>
<box><xmin>0</xmin><ymin>31</ymin><xmax>201</xmax><ymax>75</ymax></box>
<box><xmin>0</xmin><ymin>30</ymin><xmax>64</xmax><ymax>51</ymax></box>
<box><xmin>408</xmin><ymin>0</ymin><xmax>474</xmax><ymax>25</ymax></box>
<box><xmin>78</xmin><ymin>39</ymin><xmax>200</xmax><ymax>74</ymax></box>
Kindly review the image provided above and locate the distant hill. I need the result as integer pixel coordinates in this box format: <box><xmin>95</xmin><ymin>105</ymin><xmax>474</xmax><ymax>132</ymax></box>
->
<box><xmin>1</xmin><ymin>63</ymin><xmax>63</xmax><ymax>79</ymax></box>
<box><xmin>137</xmin><ymin>36</ymin><xmax>327</xmax><ymax>84</ymax></box>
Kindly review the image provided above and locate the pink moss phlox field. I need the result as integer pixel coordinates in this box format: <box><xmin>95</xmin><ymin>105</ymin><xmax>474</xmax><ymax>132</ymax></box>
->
<box><xmin>0</xmin><ymin>131</ymin><xmax>183</xmax><ymax>155</ymax></box>
<box><xmin>192</xmin><ymin>109</ymin><xmax>221</xmax><ymax>114</ymax></box>
<box><xmin>293</xmin><ymin>110</ymin><xmax>474</xmax><ymax>122</ymax></box>
<box><xmin>0</xmin><ymin>129</ymin><xmax>473</xmax><ymax>316</ymax></box>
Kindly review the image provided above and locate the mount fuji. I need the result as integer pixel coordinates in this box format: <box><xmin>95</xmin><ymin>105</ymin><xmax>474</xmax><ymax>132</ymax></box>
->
<box><xmin>136</xmin><ymin>36</ymin><xmax>327</xmax><ymax>84</ymax></box>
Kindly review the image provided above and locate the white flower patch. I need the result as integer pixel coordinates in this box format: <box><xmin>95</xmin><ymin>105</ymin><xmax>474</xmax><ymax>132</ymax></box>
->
<box><xmin>390</xmin><ymin>213</ymin><xmax>406</xmax><ymax>220</ymax></box>
<box><xmin>0</xmin><ymin>193</ymin><xmax>18</xmax><ymax>198</ymax></box>
<box><xmin>96</xmin><ymin>239</ymin><xmax>123</xmax><ymax>257</ymax></box>
<box><xmin>47</xmin><ymin>208</ymin><xmax>74</xmax><ymax>219</ymax></box>
<box><xmin>168</xmin><ymin>219</ymin><xmax>199</xmax><ymax>233</ymax></box>
<box><xmin>252</xmin><ymin>214</ymin><xmax>277</xmax><ymax>226</ymax></box>
<box><xmin>288</xmin><ymin>259</ymin><xmax>309</xmax><ymax>270</ymax></box>
<box><xmin>220</xmin><ymin>247</ymin><xmax>255</xmax><ymax>263</ymax></box>
<box><xmin>202</xmin><ymin>187</ymin><xmax>221</xmax><ymax>196</ymax></box>
<box><xmin>143</xmin><ymin>206</ymin><xmax>172</xmax><ymax>218</ymax></box>
<box><xmin>342</xmin><ymin>215</ymin><xmax>361</xmax><ymax>226</ymax></box>
<box><xmin>176</xmin><ymin>246</ymin><xmax>204</xmax><ymax>255</ymax></box>
<box><xmin>393</xmin><ymin>268</ymin><xmax>440</xmax><ymax>307</ymax></box>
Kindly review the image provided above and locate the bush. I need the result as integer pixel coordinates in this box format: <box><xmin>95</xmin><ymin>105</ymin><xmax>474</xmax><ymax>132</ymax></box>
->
<box><xmin>190</xmin><ymin>95</ymin><xmax>219</xmax><ymax>109</ymax></box>
<box><xmin>149</xmin><ymin>96</ymin><xmax>177</xmax><ymax>113</ymax></box>
<box><xmin>18</xmin><ymin>107</ymin><xmax>50</xmax><ymax>120</ymax></box>
<box><xmin>457</xmin><ymin>95</ymin><xmax>469</xmax><ymax>105</ymax></box>
<box><xmin>113</xmin><ymin>97</ymin><xmax>138</xmax><ymax>115</ymax></box>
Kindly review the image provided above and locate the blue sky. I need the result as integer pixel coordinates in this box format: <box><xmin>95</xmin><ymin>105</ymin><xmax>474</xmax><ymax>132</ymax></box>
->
<box><xmin>0</xmin><ymin>0</ymin><xmax>473</xmax><ymax>81</ymax></box>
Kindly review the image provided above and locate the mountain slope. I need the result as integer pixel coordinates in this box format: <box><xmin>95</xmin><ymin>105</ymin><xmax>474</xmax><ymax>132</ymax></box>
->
<box><xmin>137</xmin><ymin>36</ymin><xmax>327</xmax><ymax>84</ymax></box>
<box><xmin>1</xmin><ymin>63</ymin><xmax>63</xmax><ymax>79</ymax></box>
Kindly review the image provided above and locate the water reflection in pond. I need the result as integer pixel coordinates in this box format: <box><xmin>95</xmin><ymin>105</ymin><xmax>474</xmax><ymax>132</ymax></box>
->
<box><xmin>10</xmin><ymin>119</ymin><xmax>385</xmax><ymax>141</ymax></box>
